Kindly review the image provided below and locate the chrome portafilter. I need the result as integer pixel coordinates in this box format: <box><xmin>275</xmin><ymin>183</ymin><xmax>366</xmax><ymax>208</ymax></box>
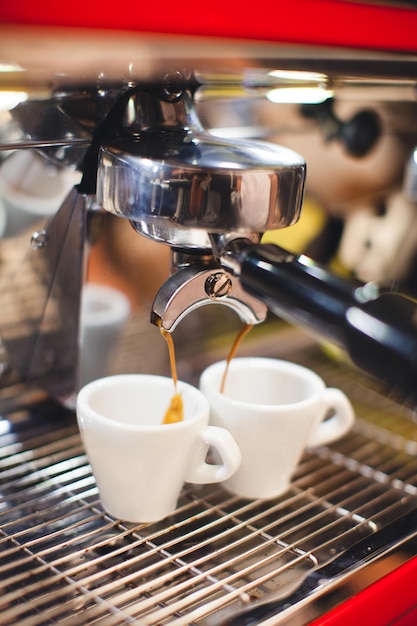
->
<box><xmin>96</xmin><ymin>85</ymin><xmax>306</xmax><ymax>328</ymax></box>
<box><xmin>95</xmin><ymin>84</ymin><xmax>417</xmax><ymax>403</ymax></box>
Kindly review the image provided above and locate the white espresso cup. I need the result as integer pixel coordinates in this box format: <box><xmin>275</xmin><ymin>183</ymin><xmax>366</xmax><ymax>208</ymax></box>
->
<box><xmin>79</xmin><ymin>283</ymin><xmax>131</xmax><ymax>388</ymax></box>
<box><xmin>199</xmin><ymin>357</ymin><xmax>355</xmax><ymax>500</ymax></box>
<box><xmin>76</xmin><ymin>374</ymin><xmax>241</xmax><ymax>523</ymax></box>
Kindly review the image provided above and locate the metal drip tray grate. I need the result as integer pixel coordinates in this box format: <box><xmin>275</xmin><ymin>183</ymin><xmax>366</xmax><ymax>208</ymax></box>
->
<box><xmin>2</xmin><ymin>348</ymin><xmax>417</xmax><ymax>625</ymax></box>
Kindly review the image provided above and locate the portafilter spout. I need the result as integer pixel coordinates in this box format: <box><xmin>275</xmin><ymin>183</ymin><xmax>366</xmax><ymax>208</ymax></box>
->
<box><xmin>96</xmin><ymin>81</ymin><xmax>306</xmax><ymax>328</ymax></box>
<box><xmin>150</xmin><ymin>255</ymin><xmax>268</xmax><ymax>332</ymax></box>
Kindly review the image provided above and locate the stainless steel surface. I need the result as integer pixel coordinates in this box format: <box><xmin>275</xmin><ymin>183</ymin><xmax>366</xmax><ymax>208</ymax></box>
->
<box><xmin>97</xmin><ymin>89</ymin><xmax>306</xmax><ymax>250</ymax></box>
<box><xmin>151</xmin><ymin>262</ymin><xmax>267</xmax><ymax>331</ymax></box>
<box><xmin>0</xmin><ymin>188</ymin><xmax>86</xmax><ymax>404</ymax></box>
<box><xmin>1</xmin><ymin>26</ymin><xmax>417</xmax><ymax>99</ymax></box>
<box><xmin>1</xmin><ymin>331</ymin><xmax>417</xmax><ymax>625</ymax></box>
<box><xmin>94</xmin><ymin>84</ymin><xmax>305</xmax><ymax>337</ymax></box>
<box><xmin>1</xmin><ymin>27</ymin><xmax>417</xmax><ymax>155</ymax></box>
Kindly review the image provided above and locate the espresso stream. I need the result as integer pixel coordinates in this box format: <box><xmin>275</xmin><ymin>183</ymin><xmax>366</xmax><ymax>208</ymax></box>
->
<box><xmin>161</xmin><ymin>323</ymin><xmax>253</xmax><ymax>424</ymax></box>
<box><xmin>161</xmin><ymin>328</ymin><xmax>184</xmax><ymax>424</ymax></box>
<box><xmin>219</xmin><ymin>323</ymin><xmax>253</xmax><ymax>394</ymax></box>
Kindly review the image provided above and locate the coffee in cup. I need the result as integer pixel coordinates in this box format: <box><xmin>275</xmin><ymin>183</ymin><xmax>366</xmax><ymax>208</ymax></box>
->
<box><xmin>200</xmin><ymin>357</ymin><xmax>354</xmax><ymax>500</ymax></box>
<box><xmin>76</xmin><ymin>374</ymin><xmax>241</xmax><ymax>522</ymax></box>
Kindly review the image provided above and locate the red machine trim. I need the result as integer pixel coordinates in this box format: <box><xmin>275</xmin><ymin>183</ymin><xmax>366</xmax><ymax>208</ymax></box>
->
<box><xmin>1</xmin><ymin>1</ymin><xmax>417</xmax><ymax>53</ymax></box>
<box><xmin>310</xmin><ymin>556</ymin><xmax>417</xmax><ymax>626</ymax></box>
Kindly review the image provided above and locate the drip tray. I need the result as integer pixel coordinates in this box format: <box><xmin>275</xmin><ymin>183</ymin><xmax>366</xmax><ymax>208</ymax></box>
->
<box><xmin>2</xmin><ymin>344</ymin><xmax>417</xmax><ymax>625</ymax></box>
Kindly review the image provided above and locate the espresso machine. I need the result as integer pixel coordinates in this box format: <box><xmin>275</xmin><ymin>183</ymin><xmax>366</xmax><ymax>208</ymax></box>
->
<box><xmin>2</xmin><ymin>2</ymin><xmax>417</xmax><ymax>625</ymax></box>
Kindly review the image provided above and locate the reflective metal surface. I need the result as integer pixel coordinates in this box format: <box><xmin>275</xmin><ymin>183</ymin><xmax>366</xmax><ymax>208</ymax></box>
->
<box><xmin>151</xmin><ymin>262</ymin><xmax>267</xmax><ymax>331</ymax></box>
<box><xmin>0</xmin><ymin>187</ymin><xmax>86</xmax><ymax>404</ymax></box>
<box><xmin>1</xmin><ymin>332</ymin><xmax>417</xmax><ymax>625</ymax></box>
<box><xmin>1</xmin><ymin>26</ymin><xmax>417</xmax><ymax>155</ymax></box>
<box><xmin>97</xmin><ymin>90</ymin><xmax>306</xmax><ymax>250</ymax></box>
<box><xmin>94</xmin><ymin>85</ymin><xmax>304</xmax><ymax>336</ymax></box>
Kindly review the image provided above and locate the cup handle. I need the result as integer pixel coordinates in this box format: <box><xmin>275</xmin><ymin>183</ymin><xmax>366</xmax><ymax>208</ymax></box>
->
<box><xmin>185</xmin><ymin>426</ymin><xmax>241</xmax><ymax>484</ymax></box>
<box><xmin>307</xmin><ymin>388</ymin><xmax>355</xmax><ymax>447</ymax></box>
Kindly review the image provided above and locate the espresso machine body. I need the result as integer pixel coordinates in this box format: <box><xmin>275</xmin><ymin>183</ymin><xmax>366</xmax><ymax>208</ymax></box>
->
<box><xmin>1</xmin><ymin>3</ymin><xmax>417</xmax><ymax>625</ymax></box>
